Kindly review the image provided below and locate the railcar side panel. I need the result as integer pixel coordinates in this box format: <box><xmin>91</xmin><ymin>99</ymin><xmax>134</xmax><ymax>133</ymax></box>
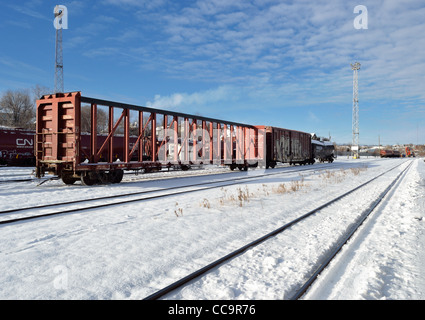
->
<box><xmin>254</xmin><ymin>126</ymin><xmax>313</xmax><ymax>167</ymax></box>
<box><xmin>0</xmin><ymin>128</ymin><xmax>35</xmax><ymax>166</ymax></box>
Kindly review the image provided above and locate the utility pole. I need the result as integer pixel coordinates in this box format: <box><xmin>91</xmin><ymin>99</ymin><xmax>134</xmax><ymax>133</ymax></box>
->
<box><xmin>351</xmin><ymin>62</ymin><xmax>360</xmax><ymax>159</ymax></box>
<box><xmin>54</xmin><ymin>5</ymin><xmax>65</xmax><ymax>93</ymax></box>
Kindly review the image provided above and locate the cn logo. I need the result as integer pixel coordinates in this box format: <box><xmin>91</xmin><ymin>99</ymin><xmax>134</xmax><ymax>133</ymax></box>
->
<box><xmin>16</xmin><ymin>138</ymin><xmax>33</xmax><ymax>146</ymax></box>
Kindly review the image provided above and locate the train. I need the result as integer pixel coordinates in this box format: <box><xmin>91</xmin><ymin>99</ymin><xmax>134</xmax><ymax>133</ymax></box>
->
<box><xmin>1</xmin><ymin>126</ymin><xmax>335</xmax><ymax>169</ymax></box>
<box><xmin>0</xmin><ymin>128</ymin><xmax>142</xmax><ymax>166</ymax></box>
<box><xmin>380</xmin><ymin>149</ymin><xmax>401</xmax><ymax>158</ymax></box>
<box><xmin>0</xmin><ymin>126</ymin><xmax>334</xmax><ymax>168</ymax></box>
<box><xmin>29</xmin><ymin>92</ymin><xmax>335</xmax><ymax>185</ymax></box>
<box><xmin>380</xmin><ymin>147</ymin><xmax>415</xmax><ymax>158</ymax></box>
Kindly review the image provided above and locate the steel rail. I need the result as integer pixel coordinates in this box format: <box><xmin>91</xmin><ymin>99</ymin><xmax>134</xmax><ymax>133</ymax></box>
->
<box><xmin>290</xmin><ymin>160</ymin><xmax>413</xmax><ymax>300</ymax></box>
<box><xmin>0</xmin><ymin>178</ymin><xmax>34</xmax><ymax>183</ymax></box>
<box><xmin>143</xmin><ymin>160</ymin><xmax>411</xmax><ymax>300</ymax></box>
<box><xmin>0</xmin><ymin>182</ymin><xmax>239</xmax><ymax>225</ymax></box>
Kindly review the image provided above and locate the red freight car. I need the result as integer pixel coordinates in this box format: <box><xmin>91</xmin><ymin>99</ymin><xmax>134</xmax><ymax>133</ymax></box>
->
<box><xmin>0</xmin><ymin>128</ymin><xmax>35</xmax><ymax>166</ymax></box>
<box><xmin>255</xmin><ymin>126</ymin><xmax>313</xmax><ymax>168</ymax></box>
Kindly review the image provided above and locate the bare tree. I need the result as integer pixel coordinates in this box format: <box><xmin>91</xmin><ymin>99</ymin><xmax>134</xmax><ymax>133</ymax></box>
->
<box><xmin>0</xmin><ymin>89</ymin><xmax>35</xmax><ymax>129</ymax></box>
<box><xmin>32</xmin><ymin>85</ymin><xmax>51</xmax><ymax>104</ymax></box>
<box><xmin>80</xmin><ymin>105</ymin><xmax>108</xmax><ymax>133</ymax></box>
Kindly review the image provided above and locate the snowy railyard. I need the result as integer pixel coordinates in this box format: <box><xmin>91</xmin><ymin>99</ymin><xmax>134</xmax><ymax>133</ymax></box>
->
<box><xmin>1</xmin><ymin>157</ymin><xmax>425</xmax><ymax>300</ymax></box>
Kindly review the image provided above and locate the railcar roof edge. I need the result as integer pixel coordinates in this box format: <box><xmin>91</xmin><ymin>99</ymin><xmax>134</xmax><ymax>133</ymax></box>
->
<box><xmin>80</xmin><ymin>95</ymin><xmax>255</xmax><ymax>129</ymax></box>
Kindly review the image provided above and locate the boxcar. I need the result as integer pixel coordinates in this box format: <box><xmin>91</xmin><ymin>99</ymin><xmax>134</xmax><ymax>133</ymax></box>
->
<box><xmin>255</xmin><ymin>126</ymin><xmax>313</xmax><ymax>168</ymax></box>
<box><xmin>0</xmin><ymin>128</ymin><xmax>35</xmax><ymax>166</ymax></box>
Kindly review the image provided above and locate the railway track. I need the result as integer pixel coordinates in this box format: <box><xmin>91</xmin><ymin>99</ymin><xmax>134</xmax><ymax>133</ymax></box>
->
<box><xmin>142</xmin><ymin>160</ymin><xmax>412</xmax><ymax>300</ymax></box>
<box><xmin>291</xmin><ymin>159</ymin><xmax>413</xmax><ymax>299</ymax></box>
<box><xmin>0</xmin><ymin>177</ymin><xmax>35</xmax><ymax>183</ymax></box>
<box><xmin>0</xmin><ymin>161</ymin><xmax>343</xmax><ymax>186</ymax></box>
<box><xmin>0</xmin><ymin>161</ymin><xmax>355</xmax><ymax>225</ymax></box>
<box><xmin>0</xmin><ymin>170</ymin><xmax>38</xmax><ymax>184</ymax></box>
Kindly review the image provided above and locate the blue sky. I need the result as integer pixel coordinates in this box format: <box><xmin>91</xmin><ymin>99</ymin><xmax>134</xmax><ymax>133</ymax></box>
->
<box><xmin>1</xmin><ymin>0</ymin><xmax>424</xmax><ymax>145</ymax></box>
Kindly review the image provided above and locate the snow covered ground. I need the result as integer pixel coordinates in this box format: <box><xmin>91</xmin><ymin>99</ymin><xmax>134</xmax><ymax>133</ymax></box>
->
<box><xmin>0</xmin><ymin>157</ymin><xmax>424</xmax><ymax>300</ymax></box>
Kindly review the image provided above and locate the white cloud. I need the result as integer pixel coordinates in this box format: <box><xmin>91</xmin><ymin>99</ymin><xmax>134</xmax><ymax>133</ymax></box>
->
<box><xmin>146</xmin><ymin>86</ymin><xmax>238</xmax><ymax>110</ymax></box>
<box><xmin>308</xmin><ymin>111</ymin><xmax>320</xmax><ymax>123</ymax></box>
<box><xmin>93</xmin><ymin>1</ymin><xmax>425</xmax><ymax>116</ymax></box>
<box><xmin>8</xmin><ymin>3</ymin><xmax>50</xmax><ymax>21</ymax></box>
<box><xmin>103</xmin><ymin>0</ymin><xmax>166</xmax><ymax>10</ymax></box>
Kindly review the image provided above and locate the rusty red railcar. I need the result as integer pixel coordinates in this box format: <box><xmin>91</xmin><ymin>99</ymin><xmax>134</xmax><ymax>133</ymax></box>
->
<box><xmin>35</xmin><ymin>92</ymin><xmax>260</xmax><ymax>185</ymax></box>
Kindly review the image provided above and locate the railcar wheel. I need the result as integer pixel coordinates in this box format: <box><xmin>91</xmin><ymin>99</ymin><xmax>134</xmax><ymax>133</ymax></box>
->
<box><xmin>81</xmin><ymin>173</ymin><xmax>97</xmax><ymax>186</ymax></box>
<box><xmin>62</xmin><ymin>173</ymin><xmax>77</xmax><ymax>185</ymax></box>
<box><xmin>109</xmin><ymin>169</ymin><xmax>124</xmax><ymax>183</ymax></box>
<box><xmin>98</xmin><ymin>171</ymin><xmax>110</xmax><ymax>184</ymax></box>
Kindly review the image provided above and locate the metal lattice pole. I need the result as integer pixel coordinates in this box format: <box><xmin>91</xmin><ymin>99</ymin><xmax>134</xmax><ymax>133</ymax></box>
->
<box><xmin>54</xmin><ymin>8</ymin><xmax>64</xmax><ymax>94</ymax></box>
<box><xmin>351</xmin><ymin>62</ymin><xmax>360</xmax><ymax>158</ymax></box>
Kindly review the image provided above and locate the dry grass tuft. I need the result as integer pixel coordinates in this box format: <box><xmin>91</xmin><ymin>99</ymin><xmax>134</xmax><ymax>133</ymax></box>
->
<box><xmin>174</xmin><ymin>202</ymin><xmax>183</xmax><ymax>217</ymax></box>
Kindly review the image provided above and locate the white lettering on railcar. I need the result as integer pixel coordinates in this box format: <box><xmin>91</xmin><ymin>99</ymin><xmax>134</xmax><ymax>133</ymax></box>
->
<box><xmin>16</xmin><ymin>138</ymin><xmax>34</xmax><ymax>146</ymax></box>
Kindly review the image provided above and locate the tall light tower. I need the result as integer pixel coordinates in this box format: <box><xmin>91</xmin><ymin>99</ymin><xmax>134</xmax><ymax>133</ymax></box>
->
<box><xmin>54</xmin><ymin>5</ymin><xmax>66</xmax><ymax>94</ymax></box>
<box><xmin>351</xmin><ymin>62</ymin><xmax>360</xmax><ymax>159</ymax></box>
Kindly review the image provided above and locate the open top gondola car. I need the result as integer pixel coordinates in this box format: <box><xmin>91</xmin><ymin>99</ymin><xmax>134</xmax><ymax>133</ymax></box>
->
<box><xmin>35</xmin><ymin>92</ymin><xmax>259</xmax><ymax>185</ymax></box>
